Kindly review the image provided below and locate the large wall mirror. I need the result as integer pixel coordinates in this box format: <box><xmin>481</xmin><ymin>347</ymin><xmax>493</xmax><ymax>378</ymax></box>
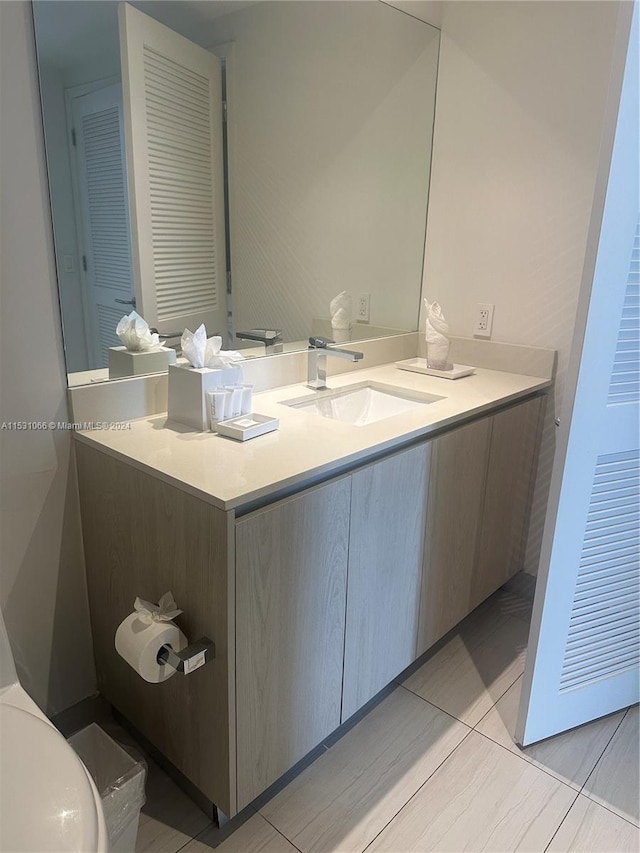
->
<box><xmin>33</xmin><ymin>0</ymin><xmax>440</xmax><ymax>385</ymax></box>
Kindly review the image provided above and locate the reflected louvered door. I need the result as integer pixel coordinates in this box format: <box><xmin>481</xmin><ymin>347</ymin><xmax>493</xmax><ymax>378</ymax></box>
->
<box><xmin>119</xmin><ymin>2</ymin><xmax>226</xmax><ymax>337</ymax></box>
<box><xmin>517</xmin><ymin>5</ymin><xmax>638</xmax><ymax>746</ymax></box>
<box><xmin>72</xmin><ymin>83</ymin><xmax>135</xmax><ymax>368</ymax></box>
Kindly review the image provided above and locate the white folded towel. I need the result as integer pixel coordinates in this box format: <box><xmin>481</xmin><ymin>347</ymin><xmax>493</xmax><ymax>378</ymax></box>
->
<box><xmin>330</xmin><ymin>291</ymin><xmax>353</xmax><ymax>332</ymax></box>
<box><xmin>424</xmin><ymin>299</ymin><xmax>451</xmax><ymax>369</ymax></box>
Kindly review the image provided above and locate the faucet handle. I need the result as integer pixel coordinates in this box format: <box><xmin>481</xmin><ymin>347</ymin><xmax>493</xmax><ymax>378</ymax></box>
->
<box><xmin>308</xmin><ymin>336</ymin><xmax>334</xmax><ymax>349</ymax></box>
<box><xmin>237</xmin><ymin>329</ymin><xmax>282</xmax><ymax>344</ymax></box>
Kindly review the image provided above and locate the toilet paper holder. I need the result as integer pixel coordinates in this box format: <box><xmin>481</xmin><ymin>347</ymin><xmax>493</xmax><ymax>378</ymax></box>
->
<box><xmin>157</xmin><ymin>637</ymin><xmax>215</xmax><ymax>675</ymax></box>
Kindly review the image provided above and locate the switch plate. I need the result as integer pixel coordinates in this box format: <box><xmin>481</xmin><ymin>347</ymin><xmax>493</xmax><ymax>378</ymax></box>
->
<box><xmin>357</xmin><ymin>293</ymin><xmax>371</xmax><ymax>323</ymax></box>
<box><xmin>473</xmin><ymin>303</ymin><xmax>494</xmax><ymax>338</ymax></box>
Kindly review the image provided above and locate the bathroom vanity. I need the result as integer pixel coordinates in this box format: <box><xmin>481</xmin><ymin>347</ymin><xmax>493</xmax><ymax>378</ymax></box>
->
<box><xmin>74</xmin><ymin>361</ymin><xmax>550</xmax><ymax>819</ymax></box>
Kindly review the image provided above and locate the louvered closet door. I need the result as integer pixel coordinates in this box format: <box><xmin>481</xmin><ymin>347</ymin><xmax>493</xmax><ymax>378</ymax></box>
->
<box><xmin>119</xmin><ymin>2</ymin><xmax>226</xmax><ymax>336</ymax></box>
<box><xmin>72</xmin><ymin>84</ymin><xmax>135</xmax><ymax>368</ymax></box>
<box><xmin>516</xmin><ymin>4</ymin><xmax>638</xmax><ymax>746</ymax></box>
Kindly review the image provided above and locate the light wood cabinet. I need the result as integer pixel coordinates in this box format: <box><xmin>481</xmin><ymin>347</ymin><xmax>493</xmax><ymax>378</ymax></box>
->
<box><xmin>235</xmin><ymin>478</ymin><xmax>350</xmax><ymax>809</ymax></box>
<box><xmin>342</xmin><ymin>443</ymin><xmax>430</xmax><ymax>721</ymax></box>
<box><xmin>416</xmin><ymin>396</ymin><xmax>545</xmax><ymax>655</ymax></box>
<box><xmin>75</xmin><ymin>393</ymin><xmax>544</xmax><ymax>819</ymax></box>
<box><xmin>416</xmin><ymin>417</ymin><xmax>492</xmax><ymax>654</ymax></box>
<box><xmin>473</xmin><ymin>397</ymin><xmax>544</xmax><ymax>605</ymax></box>
<box><xmin>75</xmin><ymin>443</ymin><xmax>235</xmax><ymax>815</ymax></box>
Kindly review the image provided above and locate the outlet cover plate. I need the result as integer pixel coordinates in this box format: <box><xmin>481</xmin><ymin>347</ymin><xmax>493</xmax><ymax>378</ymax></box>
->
<box><xmin>473</xmin><ymin>303</ymin><xmax>494</xmax><ymax>338</ymax></box>
<box><xmin>357</xmin><ymin>294</ymin><xmax>371</xmax><ymax>323</ymax></box>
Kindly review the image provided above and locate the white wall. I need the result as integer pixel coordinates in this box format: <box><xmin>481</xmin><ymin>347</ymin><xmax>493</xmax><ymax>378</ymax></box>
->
<box><xmin>0</xmin><ymin>2</ymin><xmax>96</xmax><ymax>714</ymax></box>
<box><xmin>420</xmin><ymin>0</ymin><xmax>624</xmax><ymax>573</ymax></box>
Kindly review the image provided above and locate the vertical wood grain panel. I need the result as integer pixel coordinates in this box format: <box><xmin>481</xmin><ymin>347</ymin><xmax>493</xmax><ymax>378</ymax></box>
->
<box><xmin>75</xmin><ymin>443</ymin><xmax>234</xmax><ymax>815</ymax></box>
<box><xmin>473</xmin><ymin>397</ymin><xmax>545</xmax><ymax>607</ymax></box>
<box><xmin>342</xmin><ymin>443</ymin><xmax>430</xmax><ymax>721</ymax></box>
<box><xmin>235</xmin><ymin>478</ymin><xmax>350</xmax><ymax>809</ymax></box>
<box><xmin>417</xmin><ymin>417</ymin><xmax>492</xmax><ymax>654</ymax></box>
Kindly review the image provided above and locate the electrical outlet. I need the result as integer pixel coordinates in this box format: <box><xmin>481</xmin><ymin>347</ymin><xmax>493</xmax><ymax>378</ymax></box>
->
<box><xmin>473</xmin><ymin>303</ymin><xmax>494</xmax><ymax>338</ymax></box>
<box><xmin>357</xmin><ymin>293</ymin><xmax>371</xmax><ymax>323</ymax></box>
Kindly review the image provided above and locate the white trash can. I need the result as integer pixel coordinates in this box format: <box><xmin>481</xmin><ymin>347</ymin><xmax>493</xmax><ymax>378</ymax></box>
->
<box><xmin>68</xmin><ymin>723</ymin><xmax>146</xmax><ymax>853</ymax></box>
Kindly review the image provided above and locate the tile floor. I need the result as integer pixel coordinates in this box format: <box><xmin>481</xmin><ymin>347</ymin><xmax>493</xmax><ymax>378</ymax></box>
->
<box><xmin>124</xmin><ymin>579</ymin><xmax>638</xmax><ymax>853</ymax></box>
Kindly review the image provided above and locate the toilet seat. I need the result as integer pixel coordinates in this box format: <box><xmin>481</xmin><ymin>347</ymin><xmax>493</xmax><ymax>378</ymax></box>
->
<box><xmin>0</xmin><ymin>704</ymin><xmax>107</xmax><ymax>852</ymax></box>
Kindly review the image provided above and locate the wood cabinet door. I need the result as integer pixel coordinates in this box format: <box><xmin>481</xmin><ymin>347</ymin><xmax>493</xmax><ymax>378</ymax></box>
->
<box><xmin>473</xmin><ymin>396</ymin><xmax>545</xmax><ymax>607</ymax></box>
<box><xmin>342</xmin><ymin>443</ymin><xmax>430</xmax><ymax>721</ymax></box>
<box><xmin>75</xmin><ymin>444</ymin><xmax>234</xmax><ymax>815</ymax></box>
<box><xmin>416</xmin><ymin>417</ymin><xmax>492</xmax><ymax>655</ymax></box>
<box><xmin>235</xmin><ymin>477</ymin><xmax>350</xmax><ymax>809</ymax></box>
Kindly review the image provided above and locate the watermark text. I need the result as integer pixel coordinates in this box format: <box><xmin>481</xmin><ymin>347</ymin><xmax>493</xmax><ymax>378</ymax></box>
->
<box><xmin>1</xmin><ymin>421</ymin><xmax>132</xmax><ymax>431</ymax></box>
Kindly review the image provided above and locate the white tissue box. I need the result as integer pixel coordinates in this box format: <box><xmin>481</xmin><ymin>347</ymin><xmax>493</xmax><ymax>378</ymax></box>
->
<box><xmin>167</xmin><ymin>363</ymin><xmax>243</xmax><ymax>431</ymax></box>
<box><xmin>108</xmin><ymin>346</ymin><xmax>176</xmax><ymax>379</ymax></box>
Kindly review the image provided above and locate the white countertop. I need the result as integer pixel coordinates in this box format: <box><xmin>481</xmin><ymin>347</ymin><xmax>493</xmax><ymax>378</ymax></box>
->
<box><xmin>74</xmin><ymin>362</ymin><xmax>551</xmax><ymax>512</ymax></box>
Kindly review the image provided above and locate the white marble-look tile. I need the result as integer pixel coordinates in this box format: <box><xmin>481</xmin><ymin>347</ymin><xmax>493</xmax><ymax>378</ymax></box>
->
<box><xmin>403</xmin><ymin>613</ymin><xmax>529</xmax><ymax>726</ymax></box>
<box><xmin>135</xmin><ymin>759</ymin><xmax>211</xmax><ymax>853</ymax></box>
<box><xmin>458</xmin><ymin>591</ymin><xmax>527</xmax><ymax>645</ymax></box>
<box><xmin>490</xmin><ymin>574</ymin><xmax>536</xmax><ymax>623</ymax></box>
<box><xmin>582</xmin><ymin>705</ymin><xmax>639</xmax><ymax>826</ymax></box>
<box><xmin>476</xmin><ymin>676</ymin><xmax>626</xmax><ymax>789</ymax></box>
<box><xmin>261</xmin><ymin>686</ymin><xmax>469</xmax><ymax>853</ymax></box>
<box><xmin>182</xmin><ymin>812</ymin><xmax>297</xmax><ymax>853</ymax></box>
<box><xmin>547</xmin><ymin>794</ymin><xmax>640</xmax><ymax>853</ymax></box>
<box><xmin>367</xmin><ymin>730</ymin><xmax>577</xmax><ymax>852</ymax></box>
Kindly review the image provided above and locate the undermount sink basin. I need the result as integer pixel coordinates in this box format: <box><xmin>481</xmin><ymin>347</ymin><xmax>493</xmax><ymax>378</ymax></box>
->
<box><xmin>281</xmin><ymin>382</ymin><xmax>444</xmax><ymax>426</ymax></box>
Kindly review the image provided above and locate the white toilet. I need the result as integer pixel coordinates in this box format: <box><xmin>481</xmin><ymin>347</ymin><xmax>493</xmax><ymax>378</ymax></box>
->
<box><xmin>0</xmin><ymin>610</ymin><xmax>109</xmax><ymax>852</ymax></box>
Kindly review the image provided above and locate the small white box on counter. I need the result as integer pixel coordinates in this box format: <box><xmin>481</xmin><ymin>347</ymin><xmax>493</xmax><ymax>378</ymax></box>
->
<box><xmin>167</xmin><ymin>363</ymin><xmax>243</xmax><ymax>431</ymax></box>
<box><xmin>108</xmin><ymin>346</ymin><xmax>177</xmax><ymax>379</ymax></box>
<box><xmin>215</xmin><ymin>413</ymin><xmax>279</xmax><ymax>441</ymax></box>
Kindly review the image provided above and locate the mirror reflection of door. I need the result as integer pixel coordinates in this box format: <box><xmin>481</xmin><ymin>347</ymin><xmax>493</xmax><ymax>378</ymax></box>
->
<box><xmin>69</xmin><ymin>82</ymin><xmax>135</xmax><ymax>369</ymax></box>
<box><xmin>33</xmin><ymin>0</ymin><xmax>440</xmax><ymax>379</ymax></box>
<box><xmin>119</xmin><ymin>2</ymin><xmax>227</xmax><ymax>340</ymax></box>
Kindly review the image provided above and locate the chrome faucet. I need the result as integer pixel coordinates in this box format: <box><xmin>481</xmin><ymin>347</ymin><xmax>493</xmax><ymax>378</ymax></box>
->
<box><xmin>307</xmin><ymin>336</ymin><xmax>363</xmax><ymax>390</ymax></box>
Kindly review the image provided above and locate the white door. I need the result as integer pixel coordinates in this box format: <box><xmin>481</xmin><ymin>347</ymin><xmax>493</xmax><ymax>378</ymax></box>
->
<box><xmin>71</xmin><ymin>83</ymin><xmax>135</xmax><ymax>368</ymax></box>
<box><xmin>118</xmin><ymin>2</ymin><xmax>227</xmax><ymax>337</ymax></box>
<box><xmin>516</xmin><ymin>3</ymin><xmax>639</xmax><ymax>746</ymax></box>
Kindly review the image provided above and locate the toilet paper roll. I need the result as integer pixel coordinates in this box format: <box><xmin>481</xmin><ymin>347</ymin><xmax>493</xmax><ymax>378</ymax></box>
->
<box><xmin>115</xmin><ymin>613</ymin><xmax>188</xmax><ymax>683</ymax></box>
